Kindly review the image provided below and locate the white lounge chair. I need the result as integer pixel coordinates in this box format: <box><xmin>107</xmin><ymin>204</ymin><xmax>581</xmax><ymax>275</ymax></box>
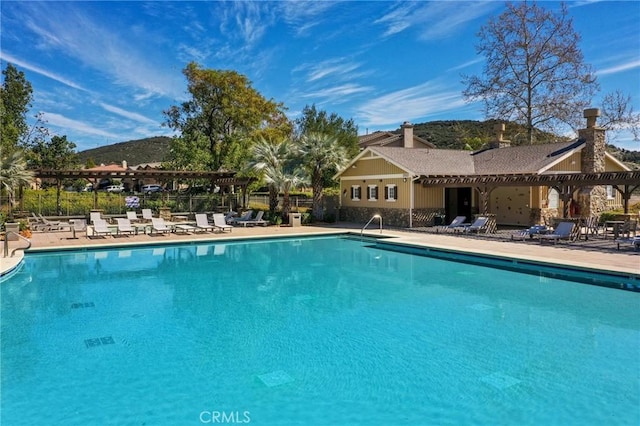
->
<box><xmin>89</xmin><ymin>212</ymin><xmax>103</xmax><ymax>224</ymax></box>
<box><xmin>142</xmin><ymin>209</ymin><xmax>154</xmax><ymax>222</ymax></box>
<box><xmin>92</xmin><ymin>219</ymin><xmax>113</xmax><ymax>237</ymax></box>
<box><xmin>151</xmin><ymin>218</ymin><xmax>171</xmax><ymax>234</ymax></box>
<box><xmin>212</xmin><ymin>213</ymin><xmax>233</xmax><ymax>233</ymax></box>
<box><xmin>243</xmin><ymin>211</ymin><xmax>268</xmax><ymax>227</ymax></box>
<box><xmin>116</xmin><ymin>218</ymin><xmax>136</xmax><ymax>236</ymax></box>
<box><xmin>463</xmin><ymin>216</ymin><xmax>489</xmax><ymax>233</ymax></box>
<box><xmin>442</xmin><ymin>215</ymin><xmax>468</xmax><ymax>232</ymax></box>
<box><xmin>194</xmin><ymin>214</ymin><xmax>215</xmax><ymax>232</ymax></box>
<box><xmin>538</xmin><ymin>221</ymin><xmax>575</xmax><ymax>244</ymax></box>
<box><xmin>126</xmin><ymin>211</ymin><xmax>140</xmax><ymax>222</ymax></box>
<box><xmin>231</xmin><ymin>210</ymin><xmax>254</xmax><ymax>226</ymax></box>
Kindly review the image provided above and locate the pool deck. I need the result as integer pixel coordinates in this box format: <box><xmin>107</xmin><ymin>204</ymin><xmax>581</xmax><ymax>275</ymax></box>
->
<box><xmin>1</xmin><ymin>223</ymin><xmax>638</xmax><ymax>278</ymax></box>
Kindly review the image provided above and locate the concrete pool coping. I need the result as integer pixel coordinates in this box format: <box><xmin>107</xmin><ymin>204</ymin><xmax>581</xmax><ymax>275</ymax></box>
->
<box><xmin>1</xmin><ymin>223</ymin><xmax>638</xmax><ymax>278</ymax></box>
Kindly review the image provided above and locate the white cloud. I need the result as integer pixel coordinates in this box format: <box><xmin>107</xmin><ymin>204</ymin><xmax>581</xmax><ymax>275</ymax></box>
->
<box><xmin>43</xmin><ymin>112</ymin><xmax>120</xmax><ymax>139</ymax></box>
<box><xmin>302</xmin><ymin>84</ymin><xmax>372</xmax><ymax>100</ymax></box>
<box><xmin>356</xmin><ymin>81</ymin><xmax>467</xmax><ymax>126</ymax></box>
<box><xmin>98</xmin><ymin>103</ymin><xmax>159</xmax><ymax>125</ymax></box>
<box><xmin>0</xmin><ymin>52</ymin><xmax>88</xmax><ymax>92</ymax></box>
<box><xmin>598</xmin><ymin>59</ymin><xmax>640</xmax><ymax>76</ymax></box>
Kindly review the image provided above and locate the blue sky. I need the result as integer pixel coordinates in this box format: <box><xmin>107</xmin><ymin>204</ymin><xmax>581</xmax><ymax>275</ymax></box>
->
<box><xmin>1</xmin><ymin>1</ymin><xmax>639</xmax><ymax>153</ymax></box>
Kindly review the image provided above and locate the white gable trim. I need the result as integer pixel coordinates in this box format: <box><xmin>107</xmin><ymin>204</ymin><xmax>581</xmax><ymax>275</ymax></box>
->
<box><xmin>537</xmin><ymin>146</ymin><xmax>582</xmax><ymax>174</ymax></box>
<box><xmin>333</xmin><ymin>147</ymin><xmax>415</xmax><ymax>180</ymax></box>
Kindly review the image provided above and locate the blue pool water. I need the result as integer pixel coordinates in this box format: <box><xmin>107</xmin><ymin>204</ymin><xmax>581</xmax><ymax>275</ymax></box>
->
<box><xmin>1</xmin><ymin>236</ymin><xmax>639</xmax><ymax>425</ymax></box>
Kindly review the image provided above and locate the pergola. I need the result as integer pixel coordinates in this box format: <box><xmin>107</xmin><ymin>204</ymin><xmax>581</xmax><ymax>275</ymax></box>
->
<box><xmin>417</xmin><ymin>170</ymin><xmax>640</xmax><ymax>216</ymax></box>
<box><xmin>34</xmin><ymin>168</ymin><xmax>256</xmax><ymax>209</ymax></box>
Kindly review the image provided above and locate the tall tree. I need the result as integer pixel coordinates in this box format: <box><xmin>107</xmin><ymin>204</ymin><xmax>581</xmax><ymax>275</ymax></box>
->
<box><xmin>0</xmin><ymin>151</ymin><xmax>33</xmax><ymax>219</ymax></box>
<box><xmin>298</xmin><ymin>132</ymin><xmax>348</xmax><ymax>221</ymax></box>
<box><xmin>462</xmin><ymin>1</ymin><xmax>598</xmax><ymax>144</ymax></box>
<box><xmin>163</xmin><ymin>62</ymin><xmax>289</xmax><ymax>172</ymax></box>
<box><xmin>27</xmin><ymin>135</ymin><xmax>78</xmax><ymax>214</ymax></box>
<box><xmin>599</xmin><ymin>90</ymin><xmax>640</xmax><ymax>143</ymax></box>
<box><xmin>295</xmin><ymin>104</ymin><xmax>359</xmax><ymax>158</ymax></box>
<box><xmin>248</xmin><ymin>137</ymin><xmax>306</xmax><ymax>221</ymax></box>
<box><xmin>1</xmin><ymin>63</ymin><xmax>33</xmax><ymax>155</ymax></box>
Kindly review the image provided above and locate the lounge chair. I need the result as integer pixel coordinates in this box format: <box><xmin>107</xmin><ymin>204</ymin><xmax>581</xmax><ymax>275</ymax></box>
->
<box><xmin>212</xmin><ymin>213</ymin><xmax>233</xmax><ymax>233</ymax></box>
<box><xmin>115</xmin><ymin>218</ymin><xmax>136</xmax><ymax>236</ymax></box>
<box><xmin>194</xmin><ymin>214</ymin><xmax>215</xmax><ymax>232</ymax></box>
<box><xmin>39</xmin><ymin>214</ymin><xmax>73</xmax><ymax>232</ymax></box>
<box><xmin>89</xmin><ymin>212</ymin><xmax>103</xmax><ymax>224</ymax></box>
<box><xmin>511</xmin><ymin>225</ymin><xmax>548</xmax><ymax>241</ymax></box>
<box><xmin>142</xmin><ymin>209</ymin><xmax>154</xmax><ymax>222</ymax></box>
<box><xmin>617</xmin><ymin>236</ymin><xmax>640</xmax><ymax>251</ymax></box>
<box><xmin>92</xmin><ymin>219</ymin><xmax>113</xmax><ymax>237</ymax></box>
<box><xmin>463</xmin><ymin>216</ymin><xmax>489</xmax><ymax>233</ymax></box>
<box><xmin>243</xmin><ymin>210</ymin><xmax>268</xmax><ymax>227</ymax></box>
<box><xmin>126</xmin><ymin>211</ymin><xmax>140</xmax><ymax>222</ymax></box>
<box><xmin>231</xmin><ymin>210</ymin><xmax>254</xmax><ymax>226</ymax></box>
<box><xmin>442</xmin><ymin>215</ymin><xmax>468</xmax><ymax>232</ymax></box>
<box><xmin>538</xmin><ymin>221</ymin><xmax>575</xmax><ymax>244</ymax></box>
<box><xmin>151</xmin><ymin>218</ymin><xmax>171</xmax><ymax>234</ymax></box>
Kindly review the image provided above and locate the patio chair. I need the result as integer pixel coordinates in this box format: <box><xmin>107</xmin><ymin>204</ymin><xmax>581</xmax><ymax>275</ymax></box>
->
<box><xmin>463</xmin><ymin>216</ymin><xmax>489</xmax><ymax>233</ymax></box>
<box><xmin>442</xmin><ymin>215</ymin><xmax>467</xmax><ymax>232</ymax></box>
<box><xmin>511</xmin><ymin>225</ymin><xmax>548</xmax><ymax>241</ymax></box>
<box><xmin>244</xmin><ymin>210</ymin><xmax>268</xmax><ymax>227</ymax></box>
<box><xmin>212</xmin><ymin>214</ymin><xmax>233</xmax><ymax>233</ymax></box>
<box><xmin>617</xmin><ymin>236</ymin><xmax>640</xmax><ymax>251</ymax></box>
<box><xmin>150</xmin><ymin>218</ymin><xmax>171</xmax><ymax>234</ymax></box>
<box><xmin>89</xmin><ymin>212</ymin><xmax>102</xmax><ymax>224</ymax></box>
<box><xmin>126</xmin><ymin>211</ymin><xmax>140</xmax><ymax>223</ymax></box>
<box><xmin>92</xmin><ymin>219</ymin><xmax>113</xmax><ymax>238</ymax></box>
<box><xmin>39</xmin><ymin>214</ymin><xmax>72</xmax><ymax>232</ymax></box>
<box><xmin>231</xmin><ymin>210</ymin><xmax>254</xmax><ymax>226</ymax></box>
<box><xmin>29</xmin><ymin>213</ymin><xmax>50</xmax><ymax>232</ymax></box>
<box><xmin>115</xmin><ymin>218</ymin><xmax>136</xmax><ymax>237</ymax></box>
<box><xmin>234</xmin><ymin>210</ymin><xmax>266</xmax><ymax>227</ymax></box>
<box><xmin>194</xmin><ymin>214</ymin><xmax>215</xmax><ymax>232</ymax></box>
<box><xmin>142</xmin><ymin>209</ymin><xmax>155</xmax><ymax>222</ymax></box>
<box><xmin>538</xmin><ymin>221</ymin><xmax>575</xmax><ymax>244</ymax></box>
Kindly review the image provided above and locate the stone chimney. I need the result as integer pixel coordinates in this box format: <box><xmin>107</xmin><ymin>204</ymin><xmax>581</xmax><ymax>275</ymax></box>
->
<box><xmin>122</xmin><ymin>160</ymin><xmax>128</xmax><ymax>169</ymax></box>
<box><xmin>402</xmin><ymin>121</ymin><xmax>414</xmax><ymax>148</ymax></box>
<box><xmin>488</xmin><ymin>123</ymin><xmax>511</xmax><ymax>149</ymax></box>
<box><xmin>577</xmin><ymin>108</ymin><xmax>607</xmax><ymax>217</ymax></box>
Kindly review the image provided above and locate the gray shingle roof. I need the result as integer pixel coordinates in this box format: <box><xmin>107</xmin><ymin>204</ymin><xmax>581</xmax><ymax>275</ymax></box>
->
<box><xmin>368</xmin><ymin>140</ymin><xmax>585</xmax><ymax>176</ymax></box>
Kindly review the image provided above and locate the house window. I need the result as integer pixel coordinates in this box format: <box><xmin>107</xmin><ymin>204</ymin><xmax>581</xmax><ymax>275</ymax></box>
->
<box><xmin>351</xmin><ymin>185</ymin><xmax>361</xmax><ymax>201</ymax></box>
<box><xmin>606</xmin><ymin>185</ymin><xmax>615</xmax><ymax>200</ymax></box>
<box><xmin>548</xmin><ymin>188</ymin><xmax>559</xmax><ymax>209</ymax></box>
<box><xmin>368</xmin><ymin>185</ymin><xmax>378</xmax><ymax>201</ymax></box>
<box><xmin>385</xmin><ymin>184</ymin><xmax>397</xmax><ymax>202</ymax></box>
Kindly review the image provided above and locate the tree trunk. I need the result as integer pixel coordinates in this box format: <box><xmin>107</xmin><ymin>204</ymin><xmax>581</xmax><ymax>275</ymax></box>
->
<box><xmin>312</xmin><ymin>172</ymin><xmax>323</xmax><ymax>221</ymax></box>
<box><xmin>282</xmin><ymin>190</ymin><xmax>291</xmax><ymax>223</ymax></box>
<box><xmin>269</xmin><ymin>185</ymin><xmax>278</xmax><ymax>215</ymax></box>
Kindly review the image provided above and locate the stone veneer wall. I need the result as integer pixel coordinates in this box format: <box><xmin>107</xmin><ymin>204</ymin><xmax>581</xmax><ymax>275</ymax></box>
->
<box><xmin>339</xmin><ymin>207</ymin><xmax>443</xmax><ymax>228</ymax></box>
<box><xmin>577</xmin><ymin>121</ymin><xmax>608</xmax><ymax>218</ymax></box>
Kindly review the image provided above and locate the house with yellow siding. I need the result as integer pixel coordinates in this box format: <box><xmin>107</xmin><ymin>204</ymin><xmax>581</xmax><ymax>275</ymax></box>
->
<box><xmin>336</xmin><ymin>110</ymin><xmax>631</xmax><ymax>228</ymax></box>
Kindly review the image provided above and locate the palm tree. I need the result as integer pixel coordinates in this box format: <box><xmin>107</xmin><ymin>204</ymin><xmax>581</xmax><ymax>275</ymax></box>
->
<box><xmin>0</xmin><ymin>151</ymin><xmax>34</xmax><ymax>219</ymax></box>
<box><xmin>298</xmin><ymin>132</ymin><xmax>348</xmax><ymax>221</ymax></box>
<box><xmin>249</xmin><ymin>137</ymin><xmax>307</xmax><ymax>222</ymax></box>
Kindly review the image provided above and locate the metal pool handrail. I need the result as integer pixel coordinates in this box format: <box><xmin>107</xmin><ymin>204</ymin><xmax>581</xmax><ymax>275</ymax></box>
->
<box><xmin>3</xmin><ymin>231</ymin><xmax>31</xmax><ymax>258</ymax></box>
<box><xmin>361</xmin><ymin>214</ymin><xmax>383</xmax><ymax>237</ymax></box>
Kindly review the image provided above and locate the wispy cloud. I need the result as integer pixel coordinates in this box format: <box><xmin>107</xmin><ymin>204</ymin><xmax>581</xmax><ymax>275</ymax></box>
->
<box><xmin>598</xmin><ymin>59</ymin><xmax>640</xmax><ymax>76</ymax></box>
<box><xmin>448</xmin><ymin>57</ymin><xmax>484</xmax><ymax>72</ymax></box>
<box><xmin>302</xmin><ymin>84</ymin><xmax>372</xmax><ymax>100</ymax></box>
<box><xmin>375</xmin><ymin>1</ymin><xmax>494</xmax><ymax>41</ymax></box>
<box><xmin>18</xmin><ymin>2</ymin><xmax>183</xmax><ymax>100</ymax></box>
<box><xmin>303</xmin><ymin>58</ymin><xmax>363</xmax><ymax>82</ymax></box>
<box><xmin>0</xmin><ymin>52</ymin><xmax>88</xmax><ymax>92</ymax></box>
<box><xmin>43</xmin><ymin>112</ymin><xmax>120</xmax><ymax>139</ymax></box>
<box><xmin>98</xmin><ymin>103</ymin><xmax>159</xmax><ymax>125</ymax></box>
<box><xmin>356</xmin><ymin>81</ymin><xmax>467</xmax><ymax>126</ymax></box>
<box><xmin>278</xmin><ymin>1</ymin><xmax>336</xmax><ymax>36</ymax></box>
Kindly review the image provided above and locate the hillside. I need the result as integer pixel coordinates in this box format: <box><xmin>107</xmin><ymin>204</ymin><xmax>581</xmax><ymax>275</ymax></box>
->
<box><xmin>78</xmin><ymin>124</ymin><xmax>639</xmax><ymax>169</ymax></box>
<box><xmin>77</xmin><ymin>136</ymin><xmax>171</xmax><ymax>166</ymax></box>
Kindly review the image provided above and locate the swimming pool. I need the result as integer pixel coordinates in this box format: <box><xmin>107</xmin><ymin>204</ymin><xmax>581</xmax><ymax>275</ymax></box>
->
<box><xmin>2</xmin><ymin>236</ymin><xmax>639</xmax><ymax>425</ymax></box>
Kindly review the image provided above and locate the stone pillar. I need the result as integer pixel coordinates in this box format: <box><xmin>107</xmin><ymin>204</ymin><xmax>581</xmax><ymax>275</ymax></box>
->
<box><xmin>577</xmin><ymin>108</ymin><xmax>607</xmax><ymax>217</ymax></box>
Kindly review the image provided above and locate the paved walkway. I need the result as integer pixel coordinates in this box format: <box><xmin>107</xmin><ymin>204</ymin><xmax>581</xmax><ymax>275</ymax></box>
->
<box><xmin>2</xmin><ymin>223</ymin><xmax>638</xmax><ymax>277</ymax></box>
